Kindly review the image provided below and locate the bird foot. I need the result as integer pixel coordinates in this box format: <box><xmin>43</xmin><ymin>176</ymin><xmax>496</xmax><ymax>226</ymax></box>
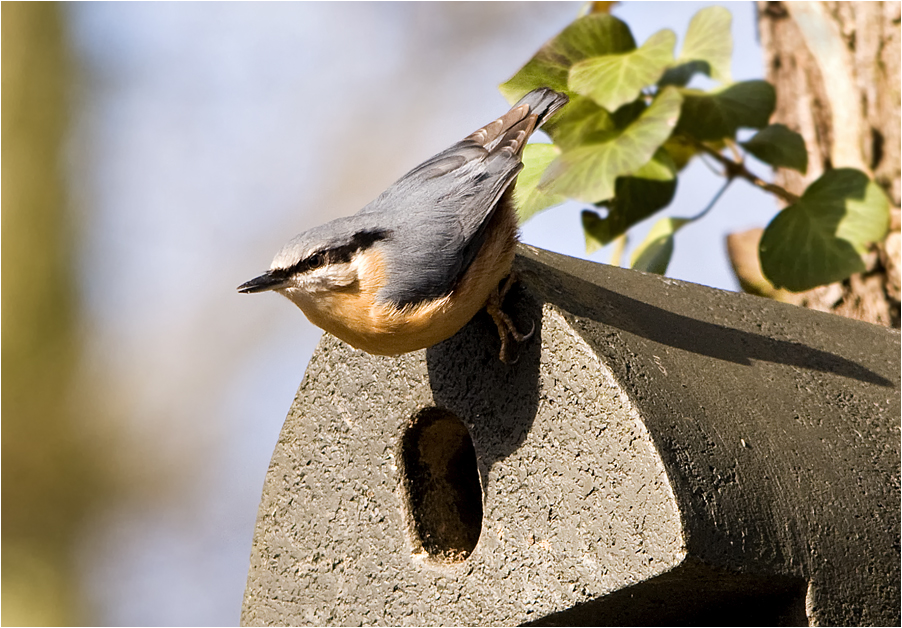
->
<box><xmin>486</xmin><ymin>273</ymin><xmax>534</xmax><ymax>364</ymax></box>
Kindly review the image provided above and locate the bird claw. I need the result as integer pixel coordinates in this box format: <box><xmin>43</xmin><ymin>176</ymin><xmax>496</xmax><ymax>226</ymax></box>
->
<box><xmin>513</xmin><ymin>318</ymin><xmax>535</xmax><ymax>343</ymax></box>
<box><xmin>486</xmin><ymin>273</ymin><xmax>534</xmax><ymax>364</ymax></box>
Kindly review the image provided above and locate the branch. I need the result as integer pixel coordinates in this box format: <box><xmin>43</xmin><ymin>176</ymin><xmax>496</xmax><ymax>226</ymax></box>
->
<box><xmin>685</xmin><ymin>136</ymin><xmax>802</xmax><ymax>205</ymax></box>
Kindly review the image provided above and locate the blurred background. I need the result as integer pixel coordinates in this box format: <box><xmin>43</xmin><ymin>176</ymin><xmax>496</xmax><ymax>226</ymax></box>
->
<box><xmin>3</xmin><ymin>2</ymin><xmax>778</xmax><ymax>625</ymax></box>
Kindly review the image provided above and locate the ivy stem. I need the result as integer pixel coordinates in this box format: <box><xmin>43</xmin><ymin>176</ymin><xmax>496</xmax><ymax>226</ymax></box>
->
<box><xmin>688</xmin><ymin>179</ymin><xmax>732</xmax><ymax>222</ymax></box>
<box><xmin>609</xmin><ymin>233</ymin><xmax>628</xmax><ymax>267</ymax></box>
<box><xmin>685</xmin><ymin>136</ymin><xmax>801</xmax><ymax>205</ymax></box>
<box><xmin>698</xmin><ymin>153</ymin><xmax>723</xmax><ymax>176</ymax></box>
<box><xmin>724</xmin><ymin>137</ymin><xmax>744</xmax><ymax>164</ymax></box>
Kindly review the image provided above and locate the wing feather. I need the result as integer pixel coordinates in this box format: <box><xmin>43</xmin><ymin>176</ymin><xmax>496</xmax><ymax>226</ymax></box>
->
<box><xmin>361</xmin><ymin>88</ymin><xmax>568</xmax><ymax>307</ymax></box>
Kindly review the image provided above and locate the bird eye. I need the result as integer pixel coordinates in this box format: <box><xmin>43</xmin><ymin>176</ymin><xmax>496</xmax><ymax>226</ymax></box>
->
<box><xmin>307</xmin><ymin>253</ymin><xmax>325</xmax><ymax>269</ymax></box>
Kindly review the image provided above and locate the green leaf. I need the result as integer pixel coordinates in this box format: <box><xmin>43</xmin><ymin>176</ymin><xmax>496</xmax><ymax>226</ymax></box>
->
<box><xmin>675</xmin><ymin>80</ymin><xmax>775</xmax><ymax>141</ymax></box>
<box><xmin>513</xmin><ymin>144</ymin><xmax>567</xmax><ymax>223</ymax></box>
<box><xmin>760</xmin><ymin>169</ymin><xmax>891</xmax><ymax>291</ymax></box>
<box><xmin>630</xmin><ymin>217</ymin><xmax>690</xmax><ymax>274</ymax></box>
<box><xmin>661</xmin><ymin>135</ymin><xmax>697</xmax><ymax>170</ymax></box>
<box><xmin>581</xmin><ymin>149</ymin><xmax>678</xmax><ymax>251</ymax></box>
<box><xmin>543</xmin><ymin>95</ymin><xmax>619</xmax><ymax>150</ymax></box>
<box><xmin>678</xmin><ymin>6</ymin><xmax>733</xmax><ymax>83</ymax></box>
<box><xmin>568</xmin><ymin>29</ymin><xmax>676</xmax><ymax>112</ymax></box>
<box><xmin>499</xmin><ymin>14</ymin><xmax>636</xmax><ymax>104</ymax></box>
<box><xmin>541</xmin><ymin>86</ymin><xmax>683</xmax><ymax>203</ymax></box>
<box><xmin>740</xmin><ymin>123</ymin><xmax>808</xmax><ymax>173</ymax></box>
<box><xmin>659</xmin><ymin>60</ymin><xmax>712</xmax><ymax>88</ymax></box>
<box><xmin>542</xmin><ymin>96</ymin><xmax>647</xmax><ymax>153</ymax></box>
<box><xmin>582</xmin><ymin>210</ymin><xmax>608</xmax><ymax>254</ymax></box>
<box><xmin>628</xmin><ymin>149</ymin><xmax>677</xmax><ymax>181</ymax></box>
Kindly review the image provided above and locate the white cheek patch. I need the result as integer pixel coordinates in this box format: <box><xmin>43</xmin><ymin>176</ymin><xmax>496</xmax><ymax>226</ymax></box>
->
<box><xmin>298</xmin><ymin>262</ymin><xmax>358</xmax><ymax>292</ymax></box>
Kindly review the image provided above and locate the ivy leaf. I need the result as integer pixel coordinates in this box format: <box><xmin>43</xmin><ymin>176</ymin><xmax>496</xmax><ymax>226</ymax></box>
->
<box><xmin>677</xmin><ymin>5</ymin><xmax>733</xmax><ymax>83</ymax></box>
<box><xmin>630</xmin><ymin>217</ymin><xmax>690</xmax><ymax>274</ymax></box>
<box><xmin>760</xmin><ymin>169</ymin><xmax>890</xmax><ymax>291</ymax></box>
<box><xmin>659</xmin><ymin>60</ymin><xmax>712</xmax><ymax>88</ymax></box>
<box><xmin>540</xmin><ymin>86</ymin><xmax>683</xmax><ymax>203</ymax></box>
<box><xmin>582</xmin><ymin>210</ymin><xmax>608</xmax><ymax>254</ymax></box>
<box><xmin>499</xmin><ymin>14</ymin><xmax>636</xmax><ymax>104</ymax></box>
<box><xmin>675</xmin><ymin>80</ymin><xmax>775</xmax><ymax>142</ymax></box>
<box><xmin>568</xmin><ymin>29</ymin><xmax>676</xmax><ymax>112</ymax></box>
<box><xmin>582</xmin><ymin>149</ymin><xmax>678</xmax><ymax>251</ymax></box>
<box><xmin>661</xmin><ymin>135</ymin><xmax>697</xmax><ymax>170</ymax></box>
<box><xmin>543</xmin><ymin>95</ymin><xmax>619</xmax><ymax>150</ymax></box>
<box><xmin>513</xmin><ymin>144</ymin><xmax>567</xmax><ymax>223</ymax></box>
<box><xmin>740</xmin><ymin>123</ymin><xmax>808</xmax><ymax>173</ymax></box>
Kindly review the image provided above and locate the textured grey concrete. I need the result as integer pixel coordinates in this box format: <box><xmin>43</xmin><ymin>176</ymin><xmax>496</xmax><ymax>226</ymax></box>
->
<box><xmin>242</xmin><ymin>244</ymin><xmax>900</xmax><ymax>626</ymax></box>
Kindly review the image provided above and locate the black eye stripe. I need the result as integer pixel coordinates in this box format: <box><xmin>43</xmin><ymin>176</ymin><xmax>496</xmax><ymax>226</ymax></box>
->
<box><xmin>280</xmin><ymin>229</ymin><xmax>391</xmax><ymax>277</ymax></box>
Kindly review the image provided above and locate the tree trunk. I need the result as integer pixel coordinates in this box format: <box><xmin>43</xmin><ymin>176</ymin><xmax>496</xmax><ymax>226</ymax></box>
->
<box><xmin>2</xmin><ymin>3</ymin><xmax>107</xmax><ymax>624</ymax></box>
<box><xmin>729</xmin><ymin>1</ymin><xmax>900</xmax><ymax>328</ymax></box>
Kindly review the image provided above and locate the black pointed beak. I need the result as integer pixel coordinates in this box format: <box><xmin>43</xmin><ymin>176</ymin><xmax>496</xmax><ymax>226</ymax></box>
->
<box><xmin>237</xmin><ymin>271</ymin><xmax>286</xmax><ymax>294</ymax></box>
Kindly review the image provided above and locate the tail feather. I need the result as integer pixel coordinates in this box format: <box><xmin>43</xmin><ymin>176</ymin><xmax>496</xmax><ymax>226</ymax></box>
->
<box><xmin>465</xmin><ymin>88</ymin><xmax>568</xmax><ymax>157</ymax></box>
<box><xmin>513</xmin><ymin>87</ymin><xmax>569</xmax><ymax>127</ymax></box>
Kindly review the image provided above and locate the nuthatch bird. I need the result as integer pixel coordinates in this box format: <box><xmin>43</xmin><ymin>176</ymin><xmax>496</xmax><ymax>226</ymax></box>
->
<box><xmin>238</xmin><ymin>88</ymin><xmax>568</xmax><ymax>361</ymax></box>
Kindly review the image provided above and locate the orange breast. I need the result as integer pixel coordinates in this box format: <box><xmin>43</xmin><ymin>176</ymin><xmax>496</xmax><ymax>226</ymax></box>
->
<box><xmin>298</xmin><ymin>199</ymin><xmax>519</xmax><ymax>356</ymax></box>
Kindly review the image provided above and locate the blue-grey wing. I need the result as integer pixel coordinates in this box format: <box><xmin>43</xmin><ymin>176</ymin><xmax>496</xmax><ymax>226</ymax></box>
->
<box><xmin>367</xmin><ymin>140</ymin><xmax>519</xmax><ymax>307</ymax></box>
<box><xmin>361</xmin><ymin>88</ymin><xmax>568</xmax><ymax>307</ymax></box>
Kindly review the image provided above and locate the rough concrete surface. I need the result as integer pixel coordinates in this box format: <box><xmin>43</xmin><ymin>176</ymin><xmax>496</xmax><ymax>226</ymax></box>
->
<box><xmin>241</xmin><ymin>244</ymin><xmax>900</xmax><ymax>626</ymax></box>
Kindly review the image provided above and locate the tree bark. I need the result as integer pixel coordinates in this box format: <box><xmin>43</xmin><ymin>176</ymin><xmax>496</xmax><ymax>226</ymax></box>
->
<box><xmin>729</xmin><ymin>1</ymin><xmax>900</xmax><ymax>328</ymax></box>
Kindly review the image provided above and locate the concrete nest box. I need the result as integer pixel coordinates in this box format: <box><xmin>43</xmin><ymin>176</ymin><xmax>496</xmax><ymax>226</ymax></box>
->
<box><xmin>242</xmin><ymin>245</ymin><xmax>900</xmax><ymax>627</ymax></box>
